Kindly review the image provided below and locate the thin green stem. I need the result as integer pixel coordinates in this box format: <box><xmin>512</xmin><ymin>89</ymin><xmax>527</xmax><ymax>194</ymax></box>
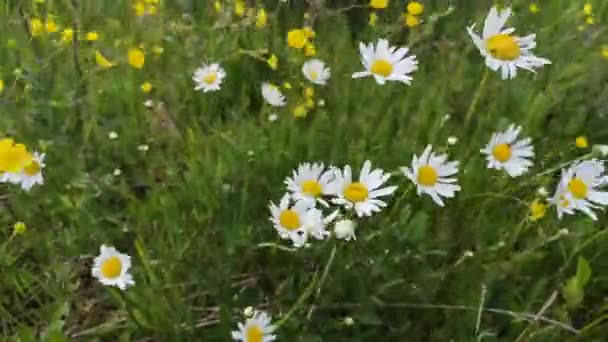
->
<box><xmin>307</xmin><ymin>244</ymin><xmax>337</xmax><ymax>319</ymax></box>
<box><xmin>464</xmin><ymin>68</ymin><xmax>490</xmax><ymax>129</ymax></box>
<box><xmin>274</xmin><ymin>271</ymin><xmax>319</xmax><ymax>329</ymax></box>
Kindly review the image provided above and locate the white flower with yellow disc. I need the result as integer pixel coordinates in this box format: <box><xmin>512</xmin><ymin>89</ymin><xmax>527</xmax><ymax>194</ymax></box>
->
<box><xmin>401</xmin><ymin>145</ymin><xmax>461</xmax><ymax>206</ymax></box>
<box><xmin>302</xmin><ymin>59</ymin><xmax>331</xmax><ymax>85</ymax></box>
<box><xmin>91</xmin><ymin>245</ymin><xmax>135</xmax><ymax>290</ymax></box>
<box><xmin>193</xmin><ymin>63</ymin><xmax>226</xmax><ymax>92</ymax></box>
<box><xmin>550</xmin><ymin>160</ymin><xmax>608</xmax><ymax>220</ymax></box>
<box><xmin>352</xmin><ymin>39</ymin><xmax>418</xmax><ymax>85</ymax></box>
<box><xmin>467</xmin><ymin>6</ymin><xmax>551</xmax><ymax>79</ymax></box>
<box><xmin>327</xmin><ymin>161</ymin><xmax>397</xmax><ymax>217</ymax></box>
<box><xmin>269</xmin><ymin>194</ymin><xmax>335</xmax><ymax>247</ymax></box>
<box><xmin>285</xmin><ymin>162</ymin><xmax>335</xmax><ymax>207</ymax></box>
<box><xmin>480</xmin><ymin>124</ymin><xmax>534</xmax><ymax>177</ymax></box>
<box><xmin>231</xmin><ymin>310</ymin><xmax>276</xmax><ymax>342</ymax></box>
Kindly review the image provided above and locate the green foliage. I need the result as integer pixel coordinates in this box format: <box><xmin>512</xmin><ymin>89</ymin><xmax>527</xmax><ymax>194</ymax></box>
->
<box><xmin>1</xmin><ymin>0</ymin><xmax>608</xmax><ymax>341</ymax></box>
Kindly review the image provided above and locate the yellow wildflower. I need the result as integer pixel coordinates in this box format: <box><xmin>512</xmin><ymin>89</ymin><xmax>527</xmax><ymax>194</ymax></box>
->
<box><xmin>86</xmin><ymin>31</ymin><xmax>99</xmax><ymax>41</ymax></box>
<box><xmin>0</xmin><ymin>80</ymin><xmax>4</xmax><ymax>93</ymax></box>
<box><xmin>369</xmin><ymin>0</ymin><xmax>388</xmax><ymax>9</ymax></box>
<box><xmin>256</xmin><ymin>8</ymin><xmax>268</xmax><ymax>28</ymax></box>
<box><xmin>95</xmin><ymin>51</ymin><xmax>117</xmax><ymax>69</ymax></box>
<box><xmin>602</xmin><ymin>46</ymin><xmax>608</xmax><ymax>59</ymax></box>
<box><xmin>13</xmin><ymin>221</ymin><xmax>27</xmax><ymax>236</ymax></box>
<box><xmin>304</xmin><ymin>42</ymin><xmax>316</xmax><ymax>56</ymax></box>
<box><xmin>404</xmin><ymin>14</ymin><xmax>420</xmax><ymax>27</ymax></box>
<box><xmin>287</xmin><ymin>29</ymin><xmax>307</xmax><ymax>49</ymax></box>
<box><xmin>586</xmin><ymin>16</ymin><xmax>594</xmax><ymax>25</ymax></box>
<box><xmin>235</xmin><ymin>0</ymin><xmax>246</xmax><ymax>17</ymax></box>
<box><xmin>141</xmin><ymin>82</ymin><xmax>153</xmax><ymax>93</ymax></box>
<box><xmin>128</xmin><ymin>48</ymin><xmax>145</xmax><ymax>69</ymax></box>
<box><xmin>368</xmin><ymin>12</ymin><xmax>378</xmax><ymax>27</ymax></box>
<box><xmin>214</xmin><ymin>1</ymin><xmax>222</xmax><ymax>13</ymax></box>
<box><xmin>529</xmin><ymin>3</ymin><xmax>539</xmax><ymax>13</ymax></box>
<box><xmin>583</xmin><ymin>3</ymin><xmax>592</xmax><ymax>16</ymax></box>
<box><xmin>303</xmin><ymin>27</ymin><xmax>315</xmax><ymax>39</ymax></box>
<box><xmin>304</xmin><ymin>87</ymin><xmax>314</xmax><ymax>99</ymax></box>
<box><xmin>305</xmin><ymin>98</ymin><xmax>315</xmax><ymax>109</ymax></box>
<box><xmin>134</xmin><ymin>2</ymin><xmax>146</xmax><ymax>16</ymax></box>
<box><xmin>529</xmin><ymin>199</ymin><xmax>547</xmax><ymax>222</ymax></box>
<box><xmin>406</xmin><ymin>2</ymin><xmax>424</xmax><ymax>16</ymax></box>
<box><xmin>61</xmin><ymin>28</ymin><xmax>73</xmax><ymax>44</ymax></box>
<box><xmin>292</xmin><ymin>104</ymin><xmax>308</xmax><ymax>118</ymax></box>
<box><xmin>45</xmin><ymin>19</ymin><xmax>59</xmax><ymax>33</ymax></box>
<box><xmin>0</xmin><ymin>139</ymin><xmax>33</xmax><ymax>173</ymax></box>
<box><xmin>267</xmin><ymin>54</ymin><xmax>278</xmax><ymax>70</ymax></box>
<box><xmin>283</xmin><ymin>82</ymin><xmax>292</xmax><ymax>89</ymax></box>
<box><xmin>575</xmin><ymin>136</ymin><xmax>589</xmax><ymax>149</ymax></box>
<box><xmin>30</xmin><ymin>18</ymin><xmax>44</xmax><ymax>37</ymax></box>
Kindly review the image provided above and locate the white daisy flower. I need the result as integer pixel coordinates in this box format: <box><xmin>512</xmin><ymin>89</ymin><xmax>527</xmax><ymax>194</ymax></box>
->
<box><xmin>91</xmin><ymin>245</ymin><xmax>135</xmax><ymax>290</ymax></box>
<box><xmin>302</xmin><ymin>59</ymin><xmax>331</xmax><ymax>85</ymax></box>
<box><xmin>550</xmin><ymin>160</ymin><xmax>608</xmax><ymax>220</ymax></box>
<box><xmin>466</xmin><ymin>6</ymin><xmax>551</xmax><ymax>80</ymax></box>
<box><xmin>269</xmin><ymin>194</ymin><xmax>335</xmax><ymax>247</ymax></box>
<box><xmin>285</xmin><ymin>162</ymin><xmax>335</xmax><ymax>207</ymax></box>
<box><xmin>261</xmin><ymin>83</ymin><xmax>286</xmax><ymax>107</ymax></box>
<box><xmin>352</xmin><ymin>39</ymin><xmax>418</xmax><ymax>85</ymax></box>
<box><xmin>0</xmin><ymin>152</ymin><xmax>45</xmax><ymax>191</ymax></box>
<box><xmin>327</xmin><ymin>161</ymin><xmax>397</xmax><ymax>217</ymax></box>
<box><xmin>480</xmin><ymin>124</ymin><xmax>534</xmax><ymax>177</ymax></box>
<box><xmin>193</xmin><ymin>63</ymin><xmax>226</xmax><ymax>92</ymax></box>
<box><xmin>401</xmin><ymin>145</ymin><xmax>461</xmax><ymax>207</ymax></box>
<box><xmin>231</xmin><ymin>310</ymin><xmax>276</xmax><ymax>342</ymax></box>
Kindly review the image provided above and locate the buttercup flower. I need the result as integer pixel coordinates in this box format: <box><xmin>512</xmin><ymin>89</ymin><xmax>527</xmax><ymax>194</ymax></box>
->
<box><xmin>352</xmin><ymin>39</ymin><xmax>418</xmax><ymax>85</ymax></box>
<box><xmin>95</xmin><ymin>51</ymin><xmax>116</xmax><ymax>69</ymax></box>
<box><xmin>0</xmin><ymin>139</ymin><xmax>32</xmax><ymax>173</ymax></box>
<box><xmin>480</xmin><ymin>124</ymin><xmax>534</xmax><ymax>177</ymax></box>
<box><xmin>261</xmin><ymin>83</ymin><xmax>286</xmax><ymax>107</ymax></box>
<box><xmin>91</xmin><ymin>245</ymin><xmax>135</xmax><ymax>290</ymax></box>
<box><xmin>550</xmin><ymin>160</ymin><xmax>608</xmax><ymax>220</ymax></box>
<box><xmin>285</xmin><ymin>162</ymin><xmax>335</xmax><ymax>207</ymax></box>
<box><xmin>302</xmin><ymin>59</ymin><xmax>331</xmax><ymax>85</ymax></box>
<box><xmin>0</xmin><ymin>152</ymin><xmax>45</xmax><ymax>191</ymax></box>
<box><xmin>231</xmin><ymin>310</ymin><xmax>276</xmax><ymax>342</ymax></box>
<box><xmin>287</xmin><ymin>29</ymin><xmax>307</xmax><ymax>49</ymax></box>
<box><xmin>269</xmin><ymin>194</ymin><xmax>335</xmax><ymax>247</ymax></box>
<box><xmin>575</xmin><ymin>136</ymin><xmax>589</xmax><ymax>149</ymax></box>
<box><xmin>529</xmin><ymin>199</ymin><xmax>547</xmax><ymax>221</ymax></box>
<box><xmin>406</xmin><ymin>2</ymin><xmax>424</xmax><ymax>16</ymax></box>
<box><xmin>402</xmin><ymin>145</ymin><xmax>461</xmax><ymax>206</ymax></box>
<box><xmin>128</xmin><ymin>48</ymin><xmax>145</xmax><ymax>69</ymax></box>
<box><xmin>328</xmin><ymin>161</ymin><xmax>397</xmax><ymax>217</ymax></box>
<box><xmin>193</xmin><ymin>63</ymin><xmax>226</xmax><ymax>92</ymax></box>
<box><xmin>467</xmin><ymin>6</ymin><xmax>551</xmax><ymax>79</ymax></box>
<box><xmin>369</xmin><ymin>0</ymin><xmax>388</xmax><ymax>9</ymax></box>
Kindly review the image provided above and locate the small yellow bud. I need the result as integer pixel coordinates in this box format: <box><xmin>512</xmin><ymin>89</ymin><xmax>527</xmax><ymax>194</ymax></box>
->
<box><xmin>141</xmin><ymin>82</ymin><xmax>153</xmax><ymax>93</ymax></box>
<box><xmin>13</xmin><ymin>221</ymin><xmax>27</xmax><ymax>235</ymax></box>
<box><xmin>404</xmin><ymin>14</ymin><xmax>420</xmax><ymax>27</ymax></box>
<box><xmin>86</xmin><ymin>31</ymin><xmax>99</xmax><ymax>41</ymax></box>
<box><xmin>267</xmin><ymin>54</ymin><xmax>278</xmax><ymax>70</ymax></box>
<box><xmin>529</xmin><ymin>4</ymin><xmax>539</xmax><ymax>14</ymax></box>
<box><xmin>575</xmin><ymin>136</ymin><xmax>589</xmax><ymax>149</ymax></box>
<box><xmin>406</xmin><ymin>2</ymin><xmax>424</xmax><ymax>16</ymax></box>
<box><xmin>368</xmin><ymin>12</ymin><xmax>378</xmax><ymax>27</ymax></box>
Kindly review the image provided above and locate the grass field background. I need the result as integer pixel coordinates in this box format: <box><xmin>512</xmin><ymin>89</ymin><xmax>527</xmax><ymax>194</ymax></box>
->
<box><xmin>1</xmin><ymin>0</ymin><xmax>608</xmax><ymax>340</ymax></box>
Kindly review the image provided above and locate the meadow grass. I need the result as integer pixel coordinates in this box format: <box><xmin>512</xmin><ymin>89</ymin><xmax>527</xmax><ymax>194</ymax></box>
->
<box><xmin>1</xmin><ymin>0</ymin><xmax>608</xmax><ymax>340</ymax></box>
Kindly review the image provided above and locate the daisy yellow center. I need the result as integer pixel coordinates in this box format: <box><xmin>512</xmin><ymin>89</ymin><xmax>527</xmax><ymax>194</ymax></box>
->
<box><xmin>309</xmin><ymin>70</ymin><xmax>319</xmax><ymax>80</ymax></box>
<box><xmin>23</xmin><ymin>161</ymin><xmax>41</xmax><ymax>176</ymax></box>
<box><xmin>279</xmin><ymin>210</ymin><xmax>300</xmax><ymax>230</ymax></box>
<box><xmin>492</xmin><ymin>143</ymin><xmax>512</xmax><ymax>162</ymax></box>
<box><xmin>343</xmin><ymin>182</ymin><xmax>369</xmax><ymax>203</ymax></box>
<box><xmin>246</xmin><ymin>325</ymin><xmax>263</xmax><ymax>342</ymax></box>
<box><xmin>417</xmin><ymin>165</ymin><xmax>438</xmax><ymax>186</ymax></box>
<box><xmin>301</xmin><ymin>180</ymin><xmax>322</xmax><ymax>197</ymax></box>
<box><xmin>568</xmin><ymin>178</ymin><xmax>588</xmax><ymax>199</ymax></box>
<box><xmin>203</xmin><ymin>72</ymin><xmax>217</xmax><ymax>85</ymax></box>
<box><xmin>486</xmin><ymin>34</ymin><xmax>521</xmax><ymax>61</ymax></box>
<box><xmin>100</xmin><ymin>256</ymin><xmax>122</xmax><ymax>279</ymax></box>
<box><xmin>370</xmin><ymin>59</ymin><xmax>393</xmax><ymax>77</ymax></box>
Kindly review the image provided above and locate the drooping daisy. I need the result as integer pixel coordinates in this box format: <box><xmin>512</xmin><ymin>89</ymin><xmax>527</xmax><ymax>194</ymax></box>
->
<box><xmin>91</xmin><ymin>245</ymin><xmax>135</xmax><ymax>290</ymax></box>
<box><xmin>261</xmin><ymin>83</ymin><xmax>286</xmax><ymax>107</ymax></box>
<box><xmin>467</xmin><ymin>6</ymin><xmax>551</xmax><ymax>80</ymax></box>
<box><xmin>333</xmin><ymin>219</ymin><xmax>356</xmax><ymax>241</ymax></box>
<box><xmin>302</xmin><ymin>59</ymin><xmax>331</xmax><ymax>85</ymax></box>
<box><xmin>231</xmin><ymin>310</ymin><xmax>276</xmax><ymax>342</ymax></box>
<box><xmin>0</xmin><ymin>152</ymin><xmax>45</xmax><ymax>191</ymax></box>
<box><xmin>401</xmin><ymin>145</ymin><xmax>461</xmax><ymax>206</ymax></box>
<box><xmin>480</xmin><ymin>124</ymin><xmax>534</xmax><ymax>177</ymax></box>
<box><xmin>550</xmin><ymin>160</ymin><xmax>608</xmax><ymax>220</ymax></box>
<box><xmin>193</xmin><ymin>63</ymin><xmax>226</xmax><ymax>92</ymax></box>
<box><xmin>269</xmin><ymin>194</ymin><xmax>335</xmax><ymax>247</ymax></box>
<box><xmin>352</xmin><ymin>39</ymin><xmax>418</xmax><ymax>85</ymax></box>
<box><xmin>285</xmin><ymin>162</ymin><xmax>335</xmax><ymax>207</ymax></box>
<box><xmin>327</xmin><ymin>161</ymin><xmax>397</xmax><ymax>217</ymax></box>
